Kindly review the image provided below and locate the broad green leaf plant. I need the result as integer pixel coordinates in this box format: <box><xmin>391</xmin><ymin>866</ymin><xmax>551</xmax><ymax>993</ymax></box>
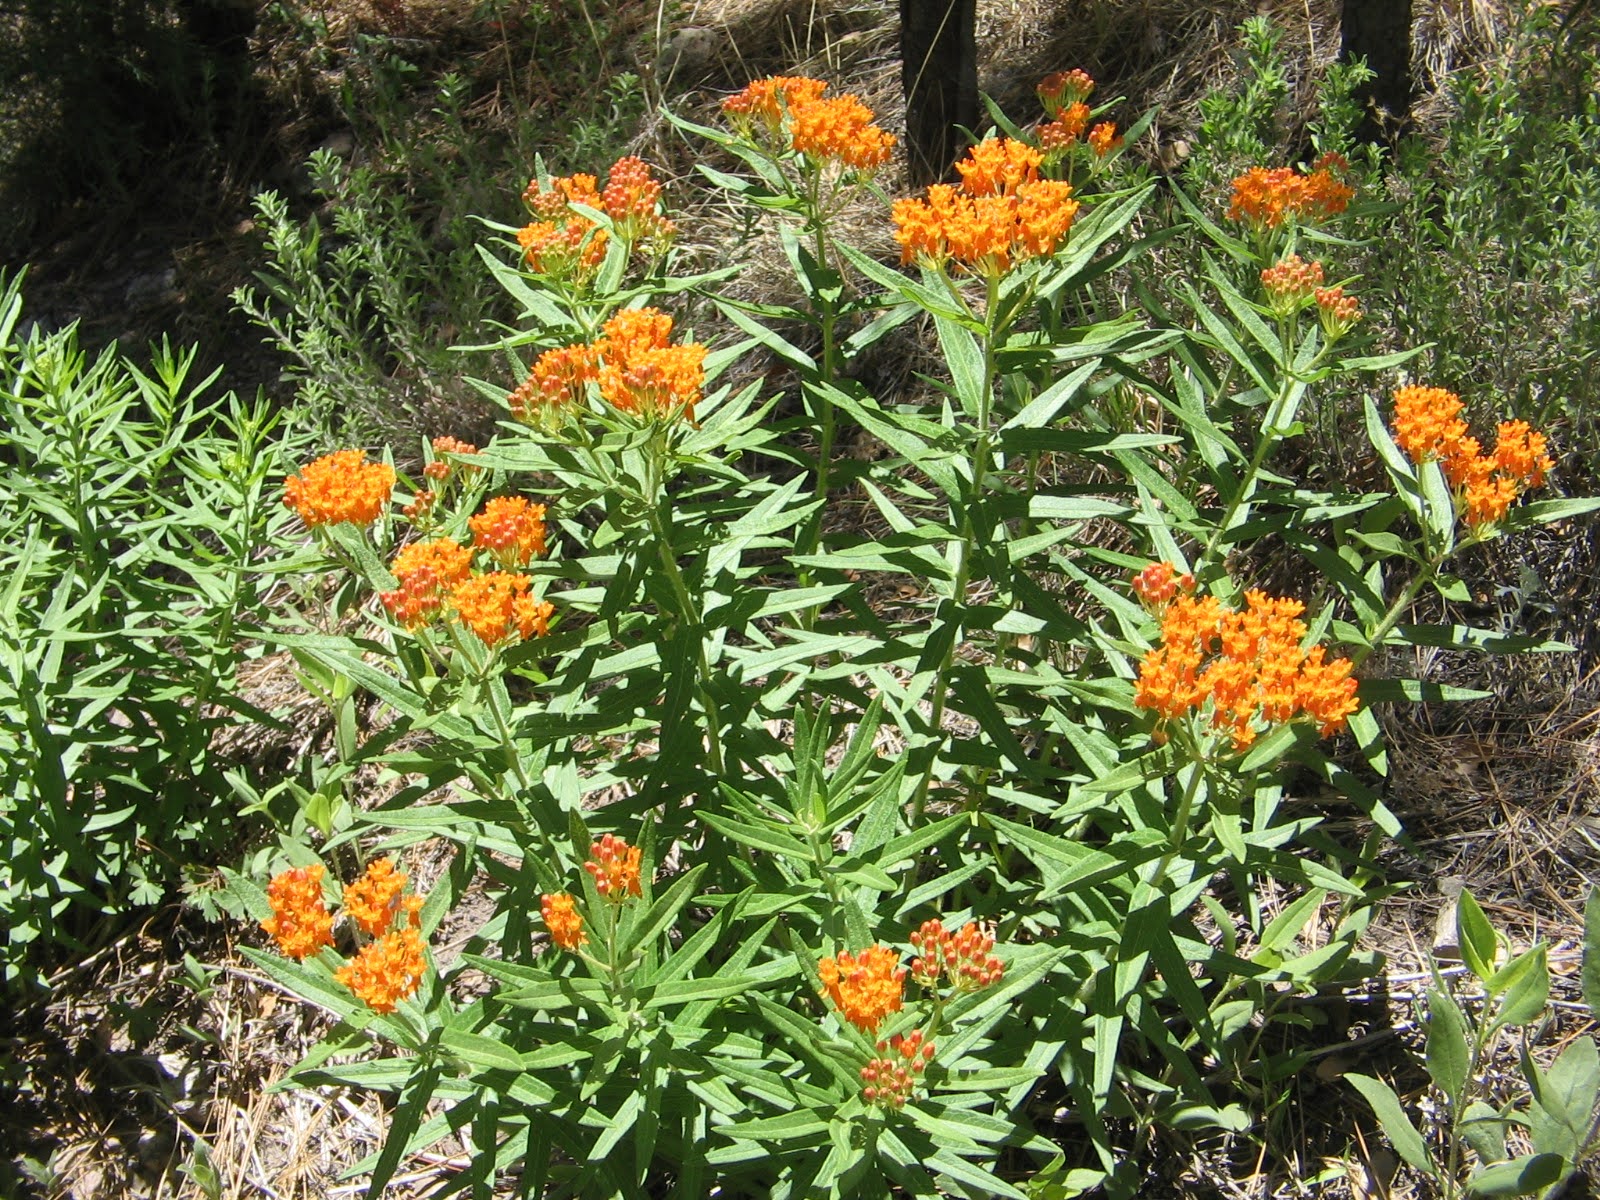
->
<box><xmin>236</xmin><ymin>69</ymin><xmax>1600</xmax><ymax>1198</ymax></box>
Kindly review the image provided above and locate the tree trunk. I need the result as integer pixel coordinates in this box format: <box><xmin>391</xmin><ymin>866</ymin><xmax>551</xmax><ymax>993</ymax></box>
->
<box><xmin>1340</xmin><ymin>0</ymin><xmax>1413</xmax><ymax>140</ymax></box>
<box><xmin>899</xmin><ymin>0</ymin><xmax>978</xmax><ymax>186</ymax></box>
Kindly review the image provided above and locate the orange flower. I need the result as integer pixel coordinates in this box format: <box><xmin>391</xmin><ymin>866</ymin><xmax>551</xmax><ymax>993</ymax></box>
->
<box><xmin>955</xmin><ymin>137</ymin><xmax>1044</xmax><ymax>197</ymax></box>
<box><xmin>584</xmin><ymin>833</ymin><xmax>643</xmax><ymax>901</ymax></box>
<box><xmin>818</xmin><ymin>945</ymin><xmax>905</xmax><ymax>1034</ymax></box>
<box><xmin>1133</xmin><ymin>588</ymin><xmax>1359</xmax><ymax>750</ymax></box>
<box><xmin>261</xmin><ymin>865</ymin><xmax>333</xmax><ymax>960</ymax></box>
<box><xmin>470</xmin><ymin>496</ymin><xmax>548</xmax><ymax>567</ymax></box>
<box><xmin>1392</xmin><ymin>385</ymin><xmax>1470</xmax><ymax>468</ymax></box>
<box><xmin>449</xmin><ymin>571</ymin><xmax>552</xmax><ymax>647</ymax></box>
<box><xmin>1227</xmin><ymin>159</ymin><xmax>1354</xmax><ymax>230</ymax></box>
<box><xmin>600</xmin><ymin>155</ymin><xmax>673</xmax><ymax>243</ymax></box>
<box><xmin>893</xmin><ymin>140</ymin><xmax>1080</xmax><ymax>277</ymax></box>
<box><xmin>284</xmin><ymin>450</ymin><xmax>396</xmax><ymax>528</ymax></box>
<box><xmin>1087</xmin><ymin>121</ymin><xmax>1123</xmax><ymax>157</ymax></box>
<box><xmin>343</xmin><ymin>857</ymin><xmax>409</xmax><ymax>937</ymax></box>
<box><xmin>594</xmin><ymin>308</ymin><xmax>706</xmax><ymax>422</ymax></box>
<box><xmin>335</xmin><ymin>926</ymin><xmax>427</xmax><ymax>1013</ymax></box>
<box><xmin>541</xmin><ymin>892</ymin><xmax>586</xmax><ymax>950</ymax></box>
<box><xmin>908</xmin><ymin>919</ymin><xmax>1004</xmax><ymax>992</ymax></box>
<box><xmin>519</xmin><ymin>171</ymin><xmax>608</xmax><ymax>277</ymax></box>
<box><xmin>788</xmin><ymin>93</ymin><xmax>896</xmax><ymax>170</ymax></box>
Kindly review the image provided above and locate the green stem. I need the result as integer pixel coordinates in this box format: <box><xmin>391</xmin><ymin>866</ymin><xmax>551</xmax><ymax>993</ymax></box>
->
<box><xmin>911</xmin><ymin>271</ymin><xmax>1003</xmax><ymax>825</ymax></box>
<box><xmin>645</xmin><ymin>489</ymin><xmax>727</xmax><ymax>777</ymax></box>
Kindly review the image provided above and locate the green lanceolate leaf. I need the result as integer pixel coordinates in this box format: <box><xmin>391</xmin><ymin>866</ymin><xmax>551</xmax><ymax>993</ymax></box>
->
<box><xmin>1467</xmin><ymin>1153</ymin><xmax>1565</xmax><ymax>1196</ymax></box>
<box><xmin>1425</xmin><ymin>987</ymin><xmax>1471</xmax><ymax>1109</ymax></box>
<box><xmin>1582</xmin><ymin>886</ymin><xmax>1600</xmax><ymax>1021</ymax></box>
<box><xmin>1490</xmin><ymin>944</ymin><xmax>1548</xmax><ymax>1028</ymax></box>
<box><xmin>1457</xmin><ymin>889</ymin><xmax>1499</xmax><ymax>982</ymax></box>
<box><xmin>1345</xmin><ymin>1073</ymin><xmax>1435</xmax><ymax>1176</ymax></box>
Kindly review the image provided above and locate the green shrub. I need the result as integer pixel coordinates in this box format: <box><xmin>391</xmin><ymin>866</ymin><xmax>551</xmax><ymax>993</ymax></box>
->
<box><xmin>0</xmin><ymin>272</ymin><xmax>301</xmax><ymax>987</ymax></box>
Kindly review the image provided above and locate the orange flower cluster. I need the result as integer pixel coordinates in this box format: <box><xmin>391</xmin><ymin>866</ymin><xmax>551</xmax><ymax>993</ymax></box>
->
<box><xmin>335</xmin><ymin>927</ymin><xmax>427</xmax><ymax>1014</ymax></box>
<box><xmin>262</xmin><ymin>865</ymin><xmax>334</xmax><ymax>960</ymax></box>
<box><xmin>892</xmin><ymin>137</ymin><xmax>1080</xmax><ymax>276</ymax></box>
<box><xmin>584</xmin><ymin>833</ymin><xmax>643</xmax><ymax>901</ymax></box>
<box><xmin>263</xmin><ymin>858</ymin><xmax>429</xmax><ymax>1012</ymax></box>
<box><xmin>1133</xmin><ymin>587</ymin><xmax>1361</xmax><ymax>751</ymax></box>
<box><xmin>380</xmin><ymin>537</ymin><xmax>474</xmax><ymax>627</ymax></box>
<box><xmin>513</xmin><ymin>308</ymin><xmax>705</xmax><ymax>426</ymax></box>
<box><xmin>343</xmin><ymin>857</ymin><xmax>412</xmax><ymax>937</ymax></box>
<box><xmin>470</xmin><ymin>496</ymin><xmax>548</xmax><ymax>568</ymax></box>
<box><xmin>723</xmin><ymin>75</ymin><xmax>894</xmax><ymax>171</ymax></box>
<box><xmin>595</xmin><ymin>308</ymin><xmax>708</xmax><ymax>421</ymax></box>
<box><xmin>283</xmin><ymin>450</ymin><xmax>396</xmax><ymax>529</ymax></box>
<box><xmin>909</xmin><ymin>919</ymin><xmax>1005</xmax><ymax>993</ymax></box>
<box><xmin>861</xmin><ymin>1029</ymin><xmax>935</xmax><ymax>1108</ymax></box>
<box><xmin>789</xmin><ymin>95</ymin><xmax>897</xmax><ymax>170</ymax></box>
<box><xmin>1260</xmin><ymin>253</ymin><xmax>1326</xmax><ymax>316</ymax></box>
<box><xmin>1132</xmin><ymin>561</ymin><xmax>1194</xmax><ymax>608</ymax></box>
<box><xmin>449</xmin><ymin>570</ymin><xmax>554</xmax><ymax>647</ymax></box>
<box><xmin>518</xmin><ymin>157</ymin><xmax>671</xmax><ymax>279</ymax></box>
<box><xmin>1227</xmin><ymin>157</ymin><xmax>1354</xmax><ymax>230</ymax></box>
<box><xmin>819</xmin><ymin>945</ymin><xmax>906</xmax><ymax>1034</ymax></box>
<box><xmin>1391</xmin><ymin>386</ymin><xmax>1553</xmax><ymax>527</ymax></box>
<box><xmin>540</xmin><ymin>892</ymin><xmax>587</xmax><ymax>950</ymax></box>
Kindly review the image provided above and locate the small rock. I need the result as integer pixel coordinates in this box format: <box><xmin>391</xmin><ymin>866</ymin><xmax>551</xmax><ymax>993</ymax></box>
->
<box><xmin>124</xmin><ymin>268</ymin><xmax>178</xmax><ymax>310</ymax></box>
<box><xmin>657</xmin><ymin>27</ymin><xmax>720</xmax><ymax>84</ymax></box>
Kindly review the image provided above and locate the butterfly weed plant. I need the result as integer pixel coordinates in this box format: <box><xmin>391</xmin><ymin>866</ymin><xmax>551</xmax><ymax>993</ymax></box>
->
<box><xmin>235</xmin><ymin>70</ymin><xmax>1600</xmax><ymax>1199</ymax></box>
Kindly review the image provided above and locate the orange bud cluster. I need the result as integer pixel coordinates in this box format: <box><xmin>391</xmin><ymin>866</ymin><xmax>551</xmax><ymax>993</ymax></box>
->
<box><xmin>723</xmin><ymin>75</ymin><xmax>894</xmax><ymax>172</ymax></box>
<box><xmin>908</xmin><ymin>919</ymin><xmax>1004</xmax><ymax>993</ymax></box>
<box><xmin>1037</xmin><ymin>101</ymin><xmax>1092</xmax><ymax>153</ymax></box>
<box><xmin>1132</xmin><ymin>561</ymin><xmax>1195</xmax><ymax>608</ymax></box>
<box><xmin>861</xmin><ymin>1029</ymin><xmax>935</xmax><ymax>1108</ymax></box>
<box><xmin>513</xmin><ymin>342</ymin><xmax>599</xmax><ymax>429</ymax></box>
<box><xmin>584</xmin><ymin>833</ymin><xmax>644</xmax><ymax>901</ymax></box>
<box><xmin>1260</xmin><ymin>253</ymin><xmax>1326</xmax><ymax>316</ymax></box>
<box><xmin>1037</xmin><ymin>68</ymin><xmax>1095</xmax><ymax>115</ymax></box>
<box><xmin>470</xmin><ymin>496</ymin><xmax>548</xmax><ymax>568</ymax></box>
<box><xmin>425</xmin><ymin>435</ymin><xmax>479</xmax><ymax>482</ymax></box>
<box><xmin>380</xmin><ymin>537</ymin><xmax>473</xmax><ymax>627</ymax></box>
<box><xmin>892</xmin><ymin>137</ymin><xmax>1080</xmax><ymax>277</ymax></box>
<box><xmin>1227</xmin><ymin>156</ymin><xmax>1354</xmax><ymax>230</ymax></box>
<box><xmin>540</xmin><ymin>892</ymin><xmax>587</xmax><ymax>950</ymax></box>
<box><xmin>1133</xmin><ymin>588</ymin><xmax>1361</xmax><ymax>751</ymax></box>
<box><xmin>261</xmin><ymin>865</ymin><xmax>334</xmax><ymax>960</ymax></box>
<box><xmin>1391</xmin><ymin>386</ymin><xmax>1553</xmax><ymax>528</ymax></box>
<box><xmin>819</xmin><ymin>945</ymin><xmax>906</xmax><ymax>1034</ymax></box>
<box><xmin>283</xmin><ymin>450</ymin><xmax>396</xmax><ymax>529</ymax></box>
<box><xmin>1314</xmin><ymin>285</ymin><xmax>1361</xmax><ymax>339</ymax></box>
